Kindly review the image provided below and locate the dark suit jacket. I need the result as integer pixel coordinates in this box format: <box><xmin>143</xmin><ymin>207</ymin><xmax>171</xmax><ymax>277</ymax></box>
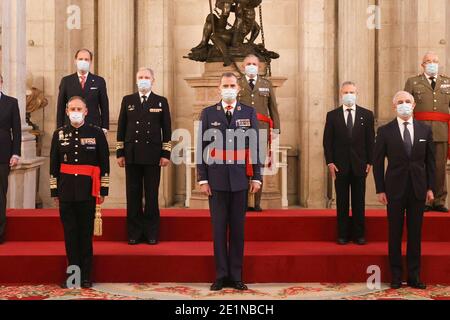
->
<box><xmin>0</xmin><ymin>93</ymin><xmax>21</xmax><ymax>164</ymax></box>
<box><xmin>323</xmin><ymin>105</ymin><xmax>375</xmax><ymax>176</ymax></box>
<box><xmin>116</xmin><ymin>92</ymin><xmax>172</xmax><ymax>165</ymax></box>
<box><xmin>56</xmin><ymin>73</ymin><xmax>109</xmax><ymax>129</ymax></box>
<box><xmin>373</xmin><ymin>119</ymin><xmax>435</xmax><ymax>201</ymax></box>
<box><xmin>197</xmin><ymin>102</ymin><xmax>262</xmax><ymax>192</ymax></box>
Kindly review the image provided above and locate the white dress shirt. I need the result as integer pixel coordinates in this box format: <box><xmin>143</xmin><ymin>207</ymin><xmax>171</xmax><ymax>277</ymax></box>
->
<box><xmin>77</xmin><ymin>71</ymin><xmax>89</xmax><ymax>83</ymax></box>
<box><xmin>222</xmin><ymin>100</ymin><xmax>237</xmax><ymax>115</ymax></box>
<box><xmin>343</xmin><ymin>104</ymin><xmax>356</xmax><ymax>125</ymax></box>
<box><xmin>140</xmin><ymin>92</ymin><xmax>151</xmax><ymax>104</ymax></box>
<box><xmin>397</xmin><ymin>117</ymin><xmax>414</xmax><ymax>145</ymax></box>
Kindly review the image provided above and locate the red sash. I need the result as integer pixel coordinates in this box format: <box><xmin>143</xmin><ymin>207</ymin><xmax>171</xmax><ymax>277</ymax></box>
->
<box><xmin>210</xmin><ymin>149</ymin><xmax>254</xmax><ymax>177</ymax></box>
<box><xmin>60</xmin><ymin>164</ymin><xmax>101</xmax><ymax>203</ymax></box>
<box><xmin>414</xmin><ymin>111</ymin><xmax>450</xmax><ymax>159</ymax></box>
<box><xmin>257</xmin><ymin>113</ymin><xmax>274</xmax><ymax>167</ymax></box>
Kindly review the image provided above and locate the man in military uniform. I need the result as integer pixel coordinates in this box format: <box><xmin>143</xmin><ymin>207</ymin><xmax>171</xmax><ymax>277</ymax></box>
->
<box><xmin>50</xmin><ymin>96</ymin><xmax>110</xmax><ymax>288</ymax></box>
<box><xmin>237</xmin><ymin>54</ymin><xmax>280</xmax><ymax>212</ymax></box>
<box><xmin>117</xmin><ymin>68</ymin><xmax>172</xmax><ymax>245</ymax></box>
<box><xmin>197</xmin><ymin>72</ymin><xmax>262</xmax><ymax>291</ymax></box>
<box><xmin>405</xmin><ymin>52</ymin><xmax>450</xmax><ymax>212</ymax></box>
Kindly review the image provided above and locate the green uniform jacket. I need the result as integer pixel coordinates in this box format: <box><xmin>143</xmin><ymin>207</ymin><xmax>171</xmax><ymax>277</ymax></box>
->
<box><xmin>404</xmin><ymin>73</ymin><xmax>450</xmax><ymax>142</ymax></box>
<box><xmin>237</xmin><ymin>76</ymin><xmax>281</xmax><ymax>134</ymax></box>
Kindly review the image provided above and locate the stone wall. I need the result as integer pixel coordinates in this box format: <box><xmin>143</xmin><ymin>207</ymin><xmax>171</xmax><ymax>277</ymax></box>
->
<box><xmin>10</xmin><ymin>0</ymin><xmax>450</xmax><ymax>208</ymax></box>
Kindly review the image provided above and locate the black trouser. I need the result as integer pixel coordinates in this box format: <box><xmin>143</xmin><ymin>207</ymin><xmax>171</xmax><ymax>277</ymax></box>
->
<box><xmin>387</xmin><ymin>179</ymin><xmax>425</xmax><ymax>282</ymax></box>
<box><xmin>59</xmin><ymin>198</ymin><xmax>96</xmax><ymax>282</ymax></box>
<box><xmin>125</xmin><ymin>164</ymin><xmax>161</xmax><ymax>241</ymax></box>
<box><xmin>0</xmin><ymin>164</ymin><xmax>10</xmax><ymax>241</ymax></box>
<box><xmin>335</xmin><ymin>170</ymin><xmax>366</xmax><ymax>240</ymax></box>
<box><xmin>209</xmin><ymin>190</ymin><xmax>247</xmax><ymax>282</ymax></box>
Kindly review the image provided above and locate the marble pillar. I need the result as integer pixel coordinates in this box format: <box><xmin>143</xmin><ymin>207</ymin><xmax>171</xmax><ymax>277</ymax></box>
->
<box><xmin>338</xmin><ymin>0</ymin><xmax>376</xmax><ymax>111</ymax></box>
<box><xmin>136</xmin><ymin>0</ymin><xmax>175</xmax><ymax>207</ymax></box>
<box><xmin>337</xmin><ymin>0</ymin><xmax>378</xmax><ymax>207</ymax></box>
<box><xmin>298</xmin><ymin>0</ymin><xmax>337</xmax><ymax>208</ymax></box>
<box><xmin>97</xmin><ymin>0</ymin><xmax>135</xmax><ymax>208</ymax></box>
<box><xmin>2</xmin><ymin>0</ymin><xmax>45</xmax><ymax>209</ymax></box>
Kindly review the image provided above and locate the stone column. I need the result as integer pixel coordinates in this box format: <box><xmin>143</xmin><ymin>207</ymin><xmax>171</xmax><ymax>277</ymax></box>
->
<box><xmin>338</xmin><ymin>0</ymin><xmax>376</xmax><ymax>111</ymax></box>
<box><xmin>97</xmin><ymin>0</ymin><xmax>135</xmax><ymax>207</ymax></box>
<box><xmin>297</xmin><ymin>0</ymin><xmax>337</xmax><ymax>208</ymax></box>
<box><xmin>338</xmin><ymin>0</ymin><xmax>378</xmax><ymax>207</ymax></box>
<box><xmin>137</xmin><ymin>0</ymin><xmax>175</xmax><ymax>207</ymax></box>
<box><xmin>2</xmin><ymin>0</ymin><xmax>45</xmax><ymax>208</ymax></box>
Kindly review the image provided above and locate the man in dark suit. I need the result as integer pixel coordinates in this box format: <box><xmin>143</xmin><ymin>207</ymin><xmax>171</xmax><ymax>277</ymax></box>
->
<box><xmin>374</xmin><ymin>91</ymin><xmax>435</xmax><ymax>290</ymax></box>
<box><xmin>56</xmin><ymin>49</ymin><xmax>109</xmax><ymax>132</ymax></box>
<box><xmin>197</xmin><ymin>72</ymin><xmax>262</xmax><ymax>291</ymax></box>
<box><xmin>116</xmin><ymin>68</ymin><xmax>172</xmax><ymax>245</ymax></box>
<box><xmin>323</xmin><ymin>81</ymin><xmax>375</xmax><ymax>245</ymax></box>
<box><xmin>0</xmin><ymin>74</ymin><xmax>21</xmax><ymax>244</ymax></box>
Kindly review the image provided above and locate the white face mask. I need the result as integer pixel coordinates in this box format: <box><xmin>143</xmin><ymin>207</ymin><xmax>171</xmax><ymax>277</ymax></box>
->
<box><xmin>221</xmin><ymin>88</ymin><xmax>238</xmax><ymax>103</ymax></box>
<box><xmin>245</xmin><ymin>65</ymin><xmax>259</xmax><ymax>77</ymax></box>
<box><xmin>342</xmin><ymin>94</ymin><xmax>357</xmax><ymax>106</ymax></box>
<box><xmin>69</xmin><ymin>111</ymin><xmax>85</xmax><ymax>125</ymax></box>
<box><xmin>396</xmin><ymin>103</ymin><xmax>414</xmax><ymax>117</ymax></box>
<box><xmin>76</xmin><ymin>60</ymin><xmax>90</xmax><ymax>73</ymax></box>
<box><xmin>137</xmin><ymin>79</ymin><xmax>152</xmax><ymax>92</ymax></box>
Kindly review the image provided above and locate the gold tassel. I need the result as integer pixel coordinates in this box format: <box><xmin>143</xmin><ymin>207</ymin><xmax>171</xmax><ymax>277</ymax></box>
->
<box><xmin>94</xmin><ymin>204</ymin><xmax>103</xmax><ymax>236</ymax></box>
<box><xmin>248</xmin><ymin>191</ymin><xmax>255</xmax><ymax>208</ymax></box>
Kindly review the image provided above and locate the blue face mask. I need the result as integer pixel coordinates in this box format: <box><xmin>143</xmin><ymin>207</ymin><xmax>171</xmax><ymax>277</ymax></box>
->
<box><xmin>77</xmin><ymin>60</ymin><xmax>90</xmax><ymax>73</ymax></box>
<box><xmin>245</xmin><ymin>65</ymin><xmax>259</xmax><ymax>77</ymax></box>
<box><xmin>397</xmin><ymin>103</ymin><xmax>413</xmax><ymax>117</ymax></box>
<box><xmin>342</xmin><ymin>94</ymin><xmax>356</xmax><ymax>106</ymax></box>
<box><xmin>137</xmin><ymin>79</ymin><xmax>152</xmax><ymax>92</ymax></box>
<box><xmin>425</xmin><ymin>63</ymin><xmax>439</xmax><ymax>77</ymax></box>
<box><xmin>221</xmin><ymin>88</ymin><xmax>238</xmax><ymax>103</ymax></box>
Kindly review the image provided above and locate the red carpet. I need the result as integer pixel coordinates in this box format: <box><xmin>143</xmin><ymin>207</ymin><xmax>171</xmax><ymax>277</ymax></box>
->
<box><xmin>1</xmin><ymin>209</ymin><xmax>450</xmax><ymax>284</ymax></box>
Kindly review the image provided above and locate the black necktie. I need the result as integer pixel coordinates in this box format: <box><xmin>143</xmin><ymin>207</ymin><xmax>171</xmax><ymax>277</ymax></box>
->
<box><xmin>249</xmin><ymin>79</ymin><xmax>255</xmax><ymax>90</ymax></box>
<box><xmin>430</xmin><ymin>77</ymin><xmax>436</xmax><ymax>90</ymax></box>
<box><xmin>225</xmin><ymin>106</ymin><xmax>233</xmax><ymax>124</ymax></box>
<box><xmin>346</xmin><ymin>109</ymin><xmax>353</xmax><ymax>137</ymax></box>
<box><xmin>141</xmin><ymin>96</ymin><xmax>147</xmax><ymax>106</ymax></box>
<box><xmin>403</xmin><ymin>122</ymin><xmax>412</xmax><ymax>157</ymax></box>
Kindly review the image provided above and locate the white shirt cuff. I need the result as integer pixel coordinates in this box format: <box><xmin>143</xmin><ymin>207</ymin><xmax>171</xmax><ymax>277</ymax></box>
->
<box><xmin>199</xmin><ymin>180</ymin><xmax>209</xmax><ymax>186</ymax></box>
<box><xmin>251</xmin><ymin>180</ymin><xmax>262</xmax><ymax>185</ymax></box>
<box><xmin>12</xmin><ymin>155</ymin><xmax>20</xmax><ymax>160</ymax></box>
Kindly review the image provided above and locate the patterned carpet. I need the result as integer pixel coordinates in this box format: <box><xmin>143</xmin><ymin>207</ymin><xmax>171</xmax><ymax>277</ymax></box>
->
<box><xmin>1</xmin><ymin>283</ymin><xmax>450</xmax><ymax>300</ymax></box>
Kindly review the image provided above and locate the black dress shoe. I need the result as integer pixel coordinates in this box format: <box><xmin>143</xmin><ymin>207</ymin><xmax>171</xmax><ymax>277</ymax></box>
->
<box><xmin>337</xmin><ymin>238</ymin><xmax>349</xmax><ymax>245</ymax></box>
<box><xmin>433</xmin><ymin>205</ymin><xmax>449</xmax><ymax>213</ymax></box>
<box><xmin>254</xmin><ymin>206</ymin><xmax>263</xmax><ymax>212</ymax></box>
<box><xmin>81</xmin><ymin>280</ymin><xmax>93</xmax><ymax>289</ymax></box>
<box><xmin>407</xmin><ymin>281</ymin><xmax>427</xmax><ymax>290</ymax></box>
<box><xmin>146</xmin><ymin>239</ymin><xmax>158</xmax><ymax>245</ymax></box>
<box><xmin>128</xmin><ymin>239</ymin><xmax>140</xmax><ymax>245</ymax></box>
<box><xmin>390</xmin><ymin>282</ymin><xmax>402</xmax><ymax>289</ymax></box>
<box><xmin>247</xmin><ymin>207</ymin><xmax>255</xmax><ymax>212</ymax></box>
<box><xmin>424</xmin><ymin>205</ymin><xmax>433</xmax><ymax>212</ymax></box>
<box><xmin>231</xmin><ymin>281</ymin><xmax>248</xmax><ymax>291</ymax></box>
<box><xmin>210</xmin><ymin>279</ymin><xmax>225</xmax><ymax>291</ymax></box>
<box><xmin>354</xmin><ymin>238</ymin><xmax>367</xmax><ymax>245</ymax></box>
<box><xmin>0</xmin><ymin>238</ymin><xmax>4</xmax><ymax>245</ymax></box>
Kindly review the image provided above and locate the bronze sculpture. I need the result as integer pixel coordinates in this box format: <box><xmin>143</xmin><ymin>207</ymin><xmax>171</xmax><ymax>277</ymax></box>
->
<box><xmin>185</xmin><ymin>0</ymin><xmax>279</xmax><ymax>68</ymax></box>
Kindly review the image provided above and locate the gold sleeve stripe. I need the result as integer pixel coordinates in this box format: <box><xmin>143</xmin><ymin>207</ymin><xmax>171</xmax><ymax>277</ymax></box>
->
<box><xmin>162</xmin><ymin>142</ymin><xmax>172</xmax><ymax>152</ymax></box>
<box><xmin>116</xmin><ymin>141</ymin><xmax>125</xmax><ymax>150</ymax></box>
